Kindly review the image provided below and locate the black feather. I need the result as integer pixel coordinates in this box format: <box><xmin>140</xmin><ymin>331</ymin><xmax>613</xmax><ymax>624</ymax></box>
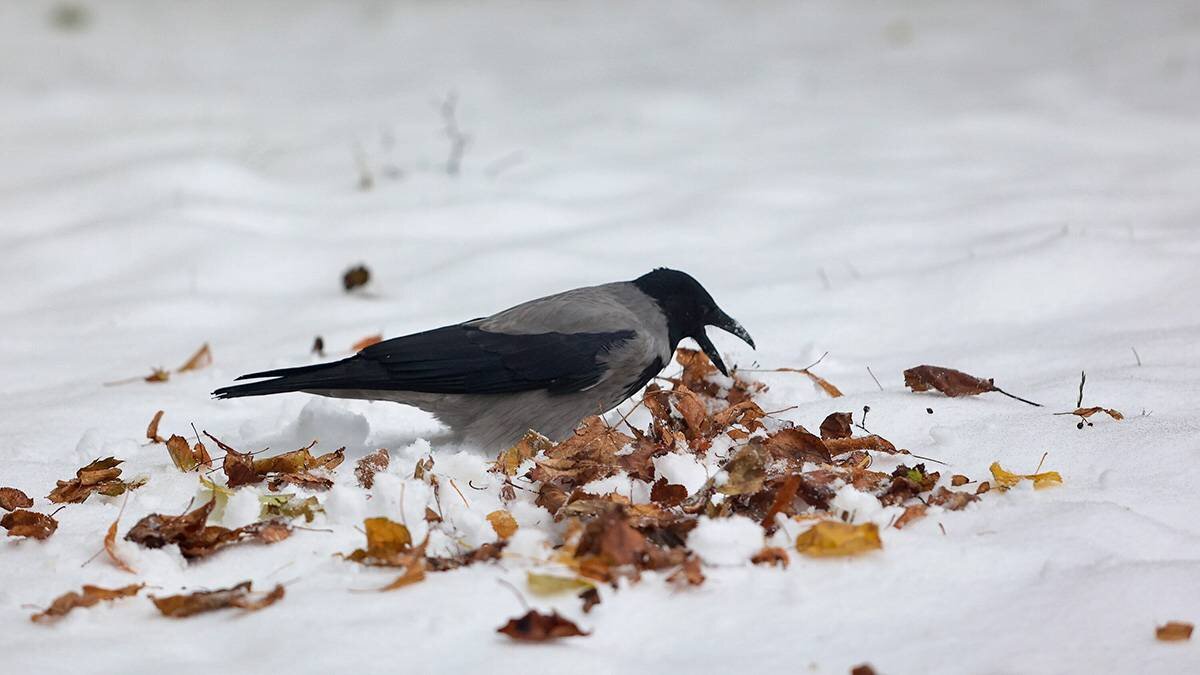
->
<box><xmin>212</xmin><ymin>325</ymin><xmax>635</xmax><ymax>399</ymax></box>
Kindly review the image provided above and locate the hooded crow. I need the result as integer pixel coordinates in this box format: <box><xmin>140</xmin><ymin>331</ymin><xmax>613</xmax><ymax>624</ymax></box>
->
<box><xmin>213</xmin><ymin>268</ymin><xmax>754</xmax><ymax>449</ymax></box>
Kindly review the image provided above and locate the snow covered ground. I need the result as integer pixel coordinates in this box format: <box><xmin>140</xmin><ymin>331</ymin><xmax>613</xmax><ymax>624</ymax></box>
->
<box><xmin>3</xmin><ymin>1</ymin><xmax>1200</xmax><ymax>672</ymax></box>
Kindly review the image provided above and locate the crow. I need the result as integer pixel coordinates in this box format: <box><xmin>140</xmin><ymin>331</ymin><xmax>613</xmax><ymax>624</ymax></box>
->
<box><xmin>213</xmin><ymin>268</ymin><xmax>754</xmax><ymax>449</ymax></box>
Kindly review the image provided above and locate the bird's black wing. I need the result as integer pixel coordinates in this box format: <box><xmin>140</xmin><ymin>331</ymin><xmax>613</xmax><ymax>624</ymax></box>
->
<box><xmin>214</xmin><ymin>325</ymin><xmax>636</xmax><ymax>399</ymax></box>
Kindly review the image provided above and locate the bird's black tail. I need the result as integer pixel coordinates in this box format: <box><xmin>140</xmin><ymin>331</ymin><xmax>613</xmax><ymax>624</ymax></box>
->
<box><xmin>212</xmin><ymin>360</ymin><xmax>357</xmax><ymax>399</ymax></box>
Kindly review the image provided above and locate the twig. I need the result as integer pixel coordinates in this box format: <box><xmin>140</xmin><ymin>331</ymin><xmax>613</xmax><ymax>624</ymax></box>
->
<box><xmin>990</xmin><ymin>387</ymin><xmax>1042</xmax><ymax>407</ymax></box>
<box><xmin>1076</xmin><ymin>371</ymin><xmax>1086</xmax><ymax>408</ymax></box>
<box><xmin>1131</xmin><ymin>347</ymin><xmax>1142</xmax><ymax>367</ymax></box>
<box><xmin>448</xmin><ymin>478</ymin><xmax>470</xmax><ymax>508</ymax></box>
<box><xmin>907</xmin><ymin>452</ymin><xmax>948</xmax><ymax>466</ymax></box>
<box><xmin>1035</xmin><ymin>451</ymin><xmax>1049</xmax><ymax>474</ymax></box>
<box><xmin>866</xmin><ymin>366</ymin><xmax>884</xmax><ymax>391</ymax></box>
<box><xmin>496</xmin><ymin>578</ymin><xmax>530</xmax><ymax>611</ymax></box>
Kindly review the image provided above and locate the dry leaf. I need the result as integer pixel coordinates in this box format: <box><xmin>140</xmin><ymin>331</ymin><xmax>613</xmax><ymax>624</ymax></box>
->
<box><xmin>819</xmin><ymin>412</ymin><xmax>853</xmax><ymax>440</ymax></box>
<box><xmin>904</xmin><ymin>365</ymin><xmax>995</xmax><ymax>397</ymax></box>
<box><xmin>144</xmin><ymin>368</ymin><xmax>170</xmax><ymax>383</ymax></box>
<box><xmin>666</xmin><ymin>556</ymin><xmax>705</xmax><ymax>587</ymax></box>
<box><xmin>650</xmin><ymin>478</ymin><xmax>688</xmax><ymax>507</ymax></box>
<box><xmin>494</xmin><ymin>431</ymin><xmax>552</xmax><ymax>476</ymax></box>
<box><xmin>579</xmin><ymin>587</ymin><xmax>601</xmax><ymax>613</ymax></box>
<box><xmin>379</xmin><ymin>558</ymin><xmax>427</xmax><ymax>591</ymax></box>
<box><xmin>343</xmin><ymin>264</ymin><xmax>371</xmax><ymax>292</ymax></box>
<box><xmin>105</xmin><ymin>518</ymin><xmax>137</xmax><ymax>574</ymax></box>
<box><xmin>146</xmin><ymin>410</ymin><xmax>165</xmax><ymax>443</ymax></box>
<box><xmin>343</xmin><ymin>517</ymin><xmax>413</xmax><ymax>565</ymax></box>
<box><xmin>851</xmin><ymin>666</ymin><xmax>879</xmax><ymax>675</ymax></box>
<box><xmin>763</xmin><ymin>427</ymin><xmax>833</xmax><ymax>465</ymax></box>
<box><xmin>177</xmin><ymin>343</ymin><xmax>212</xmax><ymax>373</ymax></box>
<box><xmin>259</xmin><ymin>494</ymin><xmax>323</xmax><ymax>522</ymax></box>
<box><xmin>989</xmin><ymin>462</ymin><xmax>1062</xmax><ymax>490</ymax></box>
<box><xmin>1156</xmin><ymin>621</ymin><xmax>1194</xmax><ymax>642</ymax></box>
<box><xmin>751</xmin><ymin>547</ymin><xmax>790</xmax><ymax>568</ymax></box>
<box><xmin>527</xmin><ymin>572</ymin><xmax>595</xmax><ymax>596</ymax></box>
<box><xmin>717</xmin><ymin>445</ymin><xmax>768</xmax><ymax>496</ymax></box>
<box><xmin>31</xmin><ymin>584</ymin><xmax>143</xmax><ymax>623</ymax></box>
<box><xmin>166</xmin><ymin>434</ymin><xmax>211</xmax><ymax>472</ymax></box>
<box><xmin>152</xmin><ymin>582</ymin><xmax>284</xmax><ymax>618</ymax></box>
<box><xmin>497</xmin><ymin>610</ymin><xmax>589</xmax><ymax>642</ymax></box>
<box><xmin>795</xmin><ymin>521</ymin><xmax>882</xmax><ymax>557</ymax></box>
<box><xmin>355</xmin><ymin>448</ymin><xmax>390</xmax><ymax>488</ymax></box>
<box><xmin>893</xmin><ymin>503</ymin><xmax>928</xmax><ymax>529</ymax></box>
<box><xmin>0</xmin><ymin>487</ymin><xmax>33</xmax><ymax>511</ymax></box>
<box><xmin>824</xmin><ymin>434</ymin><xmax>898</xmax><ymax>456</ymax></box>
<box><xmin>48</xmin><ymin>457</ymin><xmax>144</xmax><ymax>504</ymax></box>
<box><xmin>2</xmin><ymin>509</ymin><xmax>58</xmax><ymax>539</ymax></box>
<box><xmin>487</xmin><ymin>510</ymin><xmax>519</xmax><ymax>540</ymax></box>
<box><xmin>125</xmin><ymin>500</ymin><xmax>291</xmax><ymax>559</ymax></box>
<box><xmin>951</xmin><ymin>474</ymin><xmax>970</xmax><ymax>487</ymax></box>
<box><xmin>352</xmin><ymin>334</ymin><xmax>382</xmax><ymax>352</ymax></box>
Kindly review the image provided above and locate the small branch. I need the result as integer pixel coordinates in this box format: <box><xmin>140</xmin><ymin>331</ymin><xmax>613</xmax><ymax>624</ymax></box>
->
<box><xmin>1131</xmin><ymin>347</ymin><xmax>1142</xmax><ymax>367</ymax></box>
<box><xmin>990</xmin><ymin>387</ymin><xmax>1042</xmax><ymax>407</ymax></box>
<box><xmin>1076</xmin><ymin>371</ymin><xmax>1086</xmax><ymax>408</ymax></box>
<box><xmin>440</xmin><ymin>92</ymin><xmax>470</xmax><ymax>177</ymax></box>
<box><xmin>866</xmin><ymin>366</ymin><xmax>883</xmax><ymax>391</ymax></box>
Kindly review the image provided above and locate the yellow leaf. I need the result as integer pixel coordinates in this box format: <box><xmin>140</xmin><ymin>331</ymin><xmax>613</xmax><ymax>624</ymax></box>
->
<box><xmin>487</xmin><ymin>510</ymin><xmax>518</xmax><ymax>540</ymax></box>
<box><xmin>494</xmin><ymin>431</ymin><xmax>552</xmax><ymax>476</ymax></box>
<box><xmin>526</xmin><ymin>572</ymin><xmax>594</xmax><ymax>596</ymax></box>
<box><xmin>795</xmin><ymin>521</ymin><xmax>882</xmax><ymax>557</ymax></box>
<box><xmin>989</xmin><ymin>462</ymin><xmax>1062</xmax><ymax>490</ymax></box>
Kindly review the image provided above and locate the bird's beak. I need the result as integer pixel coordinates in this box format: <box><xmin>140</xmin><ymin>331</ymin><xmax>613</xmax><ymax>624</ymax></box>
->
<box><xmin>695</xmin><ymin>310</ymin><xmax>755</xmax><ymax>377</ymax></box>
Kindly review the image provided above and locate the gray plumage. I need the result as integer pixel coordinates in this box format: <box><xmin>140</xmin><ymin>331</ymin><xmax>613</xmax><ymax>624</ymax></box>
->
<box><xmin>213</xmin><ymin>269</ymin><xmax>754</xmax><ymax>450</ymax></box>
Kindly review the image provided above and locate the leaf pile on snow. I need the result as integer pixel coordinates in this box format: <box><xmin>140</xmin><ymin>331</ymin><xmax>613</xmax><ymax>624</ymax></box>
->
<box><xmin>48</xmin><ymin>457</ymin><xmax>145</xmax><ymax>504</ymax></box>
<box><xmin>124</xmin><ymin>499</ymin><xmax>291</xmax><ymax>560</ymax></box>
<box><xmin>206</xmin><ymin>433</ymin><xmax>344</xmax><ymax>491</ymax></box>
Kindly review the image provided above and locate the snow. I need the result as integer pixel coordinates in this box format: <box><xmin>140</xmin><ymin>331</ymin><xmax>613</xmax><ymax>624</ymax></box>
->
<box><xmin>3</xmin><ymin>1</ymin><xmax>1200</xmax><ymax>673</ymax></box>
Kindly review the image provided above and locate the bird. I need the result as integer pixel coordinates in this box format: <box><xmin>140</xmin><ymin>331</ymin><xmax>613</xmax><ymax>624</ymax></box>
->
<box><xmin>213</xmin><ymin>268</ymin><xmax>755</xmax><ymax>450</ymax></box>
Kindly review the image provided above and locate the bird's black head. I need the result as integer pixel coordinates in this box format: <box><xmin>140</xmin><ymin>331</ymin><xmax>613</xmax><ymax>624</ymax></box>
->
<box><xmin>632</xmin><ymin>268</ymin><xmax>755</xmax><ymax>376</ymax></box>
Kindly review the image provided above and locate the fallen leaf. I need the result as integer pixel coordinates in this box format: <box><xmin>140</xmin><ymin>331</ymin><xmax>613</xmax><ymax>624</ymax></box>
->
<box><xmin>666</xmin><ymin>555</ymin><xmax>705</xmax><ymax>587</ymax></box>
<box><xmin>425</xmin><ymin>541</ymin><xmax>507</xmax><ymax>572</ymax></box>
<box><xmin>487</xmin><ymin>510</ymin><xmax>519</xmax><ymax>540</ymax></box>
<box><xmin>343</xmin><ymin>517</ymin><xmax>413</xmax><ymax>565</ymax></box>
<box><xmin>144</xmin><ymin>368</ymin><xmax>170</xmax><ymax>383</ymax></box>
<box><xmin>824</xmin><ymin>434</ymin><xmax>898</xmax><ymax>456</ymax></box>
<box><xmin>1156</xmin><ymin>621</ymin><xmax>1194</xmax><ymax>642</ymax></box>
<box><xmin>951</xmin><ymin>474</ymin><xmax>970</xmax><ymax>487</ymax></box>
<box><xmin>750</xmin><ymin>547</ymin><xmax>790</xmax><ymax>568</ymax></box>
<box><xmin>527</xmin><ymin>572</ymin><xmax>595</xmax><ymax>596</ymax></box>
<box><xmin>819</xmin><ymin>412</ymin><xmax>853</xmax><ymax>440</ymax></box>
<box><xmin>146</xmin><ymin>410</ymin><xmax>165</xmax><ymax>443</ymax></box>
<box><xmin>893</xmin><ymin>503</ymin><xmax>928</xmax><ymax>529</ymax></box>
<box><xmin>530</xmin><ymin>417</ymin><xmax>632</xmax><ymax>489</ymax></box>
<box><xmin>717</xmin><ymin>445</ymin><xmax>768</xmax><ymax>496</ymax></box>
<box><xmin>48</xmin><ymin>457</ymin><xmax>144</xmax><ymax>504</ymax></box>
<box><xmin>1059</xmin><ymin>406</ymin><xmax>1124</xmax><ymax>423</ymax></box>
<box><xmin>650</xmin><ymin>478</ymin><xmax>688</xmax><ymax>507</ymax></box>
<box><xmin>976</xmin><ymin>481</ymin><xmax>991</xmax><ymax>495</ymax></box>
<box><xmin>989</xmin><ymin>462</ymin><xmax>1062</xmax><ymax>490</ymax></box>
<box><xmin>259</xmin><ymin>494</ymin><xmax>323</xmax><ymax>523</ymax></box>
<box><xmin>31</xmin><ymin>584</ymin><xmax>143</xmax><ymax>623</ymax></box>
<box><xmin>152</xmin><ymin>582</ymin><xmax>284</xmax><ymax>618</ymax></box>
<box><xmin>177</xmin><ymin>343</ymin><xmax>212</xmax><ymax>373</ymax></box>
<box><xmin>343</xmin><ymin>264</ymin><xmax>371</xmax><ymax>292</ymax></box>
<box><xmin>2</xmin><ymin>509</ymin><xmax>58</xmax><ymax>539</ymax></box>
<box><xmin>355</xmin><ymin>448</ymin><xmax>390</xmax><ymax>488</ymax></box>
<box><xmin>904</xmin><ymin>365</ymin><xmax>995</xmax><ymax>397</ymax></box>
<box><xmin>495</xmin><ymin>431</ymin><xmax>552</xmax><ymax>477</ymax></box>
<box><xmin>497</xmin><ymin>610</ymin><xmax>589</xmax><ymax>642</ymax></box>
<box><xmin>379</xmin><ymin>558</ymin><xmax>427</xmax><ymax>591</ymax></box>
<box><xmin>579</xmin><ymin>587</ymin><xmax>601</xmax><ymax>613</ymax></box>
<box><xmin>763</xmin><ymin>427</ymin><xmax>833</xmax><ymax>465</ymax></box>
<box><xmin>352</xmin><ymin>334</ymin><xmax>382</xmax><ymax>352</ymax></box>
<box><xmin>927</xmin><ymin>487</ymin><xmax>979</xmax><ymax>511</ymax></box>
<box><xmin>795</xmin><ymin>521</ymin><xmax>882</xmax><ymax>557</ymax></box>
<box><xmin>851</xmin><ymin>666</ymin><xmax>878</xmax><ymax>675</ymax></box>
<box><xmin>166</xmin><ymin>434</ymin><xmax>211</xmax><ymax>472</ymax></box>
<box><xmin>105</xmin><ymin>517</ymin><xmax>137</xmax><ymax>574</ymax></box>
<box><xmin>125</xmin><ymin>500</ymin><xmax>291</xmax><ymax>559</ymax></box>
<box><xmin>0</xmin><ymin>487</ymin><xmax>33</xmax><ymax>511</ymax></box>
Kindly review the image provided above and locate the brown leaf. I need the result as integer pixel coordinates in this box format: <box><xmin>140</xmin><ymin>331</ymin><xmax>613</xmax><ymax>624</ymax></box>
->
<box><xmin>0</xmin><ymin>487</ymin><xmax>33</xmax><ymax>511</ymax></box>
<box><xmin>579</xmin><ymin>587</ymin><xmax>601</xmax><ymax>613</ymax></box>
<box><xmin>903</xmin><ymin>365</ymin><xmax>994</xmax><ymax>397</ymax></box>
<box><xmin>819</xmin><ymin>412</ymin><xmax>853</xmax><ymax>440</ymax></box>
<box><xmin>425</xmin><ymin>541</ymin><xmax>506</xmax><ymax>572</ymax></box>
<box><xmin>950</xmin><ymin>474</ymin><xmax>970</xmax><ymax>487</ymax></box>
<box><xmin>379</xmin><ymin>557</ymin><xmax>427</xmax><ymax>591</ymax></box>
<box><xmin>1064</xmin><ymin>406</ymin><xmax>1124</xmax><ymax>421</ymax></box>
<box><xmin>575</xmin><ymin>507</ymin><xmax>651</xmax><ymax>571</ymax></box>
<box><xmin>1156</xmin><ymin>621</ymin><xmax>1194</xmax><ymax>642</ymax></box>
<box><xmin>763</xmin><ymin>427</ymin><xmax>832</xmax><ymax>465</ymax></box>
<box><xmin>795</xmin><ymin>521</ymin><xmax>882</xmax><ymax>557</ymax></box>
<box><xmin>927</xmin><ymin>487</ymin><xmax>979</xmax><ymax>511</ymax></box>
<box><xmin>487</xmin><ymin>510</ymin><xmax>519</xmax><ymax>540</ymax></box>
<box><xmin>750</xmin><ymin>547</ymin><xmax>790</xmax><ymax>568</ymax></box>
<box><xmin>352</xmin><ymin>334</ymin><xmax>383</xmax><ymax>352</ymax></box>
<box><xmin>343</xmin><ymin>517</ymin><xmax>413</xmax><ymax>566</ymax></box>
<box><xmin>125</xmin><ymin>500</ymin><xmax>290</xmax><ymax>559</ymax></box>
<box><xmin>267</xmin><ymin>471</ymin><xmax>334</xmax><ymax>492</ymax></box>
<box><xmin>31</xmin><ymin>584</ymin><xmax>143</xmax><ymax>623</ymax></box>
<box><xmin>144</xmin><ymin>368</ymin><xmax>170</xmax><ymax>383</ymax></box>
<box><xmin>48</xmin><ymin>457</ymin><xmax>143</xmax><ymax>504</ymax></box>
<box><xmin>105</xmin><ymin>518</ymin><xmax>137</xmax><ymax>574</ymax></box>
<box><xmin>666</xmin><ymin>555</ymin><xmax>705</xmax><ymax>587</ymax></box>
<box><xmin>717</xmin><ymin>445</ymin><xmax>768</xmax><ymax>496</ymax></box>
<box><xmin>152</xmin><ymin>582</ymin><xmax>284</xmax><ymax>618</ymax></box>
<box><xmin>355</xmin><ymin>448</ymin><xmax>390</xmax><ymax>488</ymax></box>
<box><xmin>529</xmin><ymin>417</ymin><xmax>632</xmax><ymax>489</ymax></box>
<box><xmin>177</xmin><ymin>343</ymin><xmax>212</xmax><ymax>373</ymax></box>
<box><xmin>650</xmin><ymin>478</ymin><xmax>688</xmax><ymax>507</ymax></box>
<box><xmin>851</xmin><ymin>666</ymin><xmax>879</xmax><ymax>675</ymax></box>
<box><xmin>146</xmin><ymin>410</ymin><xmax>165</xmax><ymax>443</ymax></box>
<box><xmin>253</xmin><ymin>444</ymin><xmax>344</xmax><ymax>475</ymax></box>
<box><xmin>166</xmin><ymin>434</ymin><xmax>210</xmax><ymax>472</ymax></box>
<box><xmin>497</xmin><ymin>610</ymin><xmax>589</xmax><ymax>642</ymax></box>
<box><xmin>2</xmin><ymin>509</ymin><xmax>58</xmax><ymax>539</ymax></box>
<box><xmin>761</xmin><ymin>474</ymin><xmax>801</xmax><ymax>528</ymax></box>
<box><xmin>824</xmin><ymin>434</ymin><xmax>898</xmax><ymax>456</ymax></box>
<box><xmin>893</xmin><ymin>503</ymin><xmax>928</xmax><ymax>529</ymax></box>
<box><xmin>343</xmin><ymin>264</ymin><xmax>371</xmax><ymax>292</ymax></box>
<box><xmin>494</xmin><ymin>431</ymin><xmax>552</xmax><ymax>477</ymax></box>
<box><xmin>976</xmin><ymin>481</ymin><xmax>991</xmax><ymax>495</ymax></box>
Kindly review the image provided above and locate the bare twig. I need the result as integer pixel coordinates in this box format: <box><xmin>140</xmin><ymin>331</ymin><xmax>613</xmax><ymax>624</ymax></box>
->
<box><xmin>866</xmin><ymin>366</ymin><xmax>883</xmax><ymax>391</ymax></box>
<box><xmin>1076</xmin><ymin>371</ymin><xmax>1086</xmax><ymax>408</ymax></box>
<box><xmin>439</xmin><ymin>92</ymin><xmax>470</xmax><ymax>176</ymax></box>
<box><xmin>1131</xmin><ymin>347</ymin><xmax>1142</xmax><ymax>367</ymax></box>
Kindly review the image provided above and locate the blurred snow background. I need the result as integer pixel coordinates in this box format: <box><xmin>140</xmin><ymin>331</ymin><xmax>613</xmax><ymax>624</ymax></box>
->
<box><xmin>2</xmin><ymin>1</ymin><xmax>1199</xmax><ymax>673</ymax></box>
